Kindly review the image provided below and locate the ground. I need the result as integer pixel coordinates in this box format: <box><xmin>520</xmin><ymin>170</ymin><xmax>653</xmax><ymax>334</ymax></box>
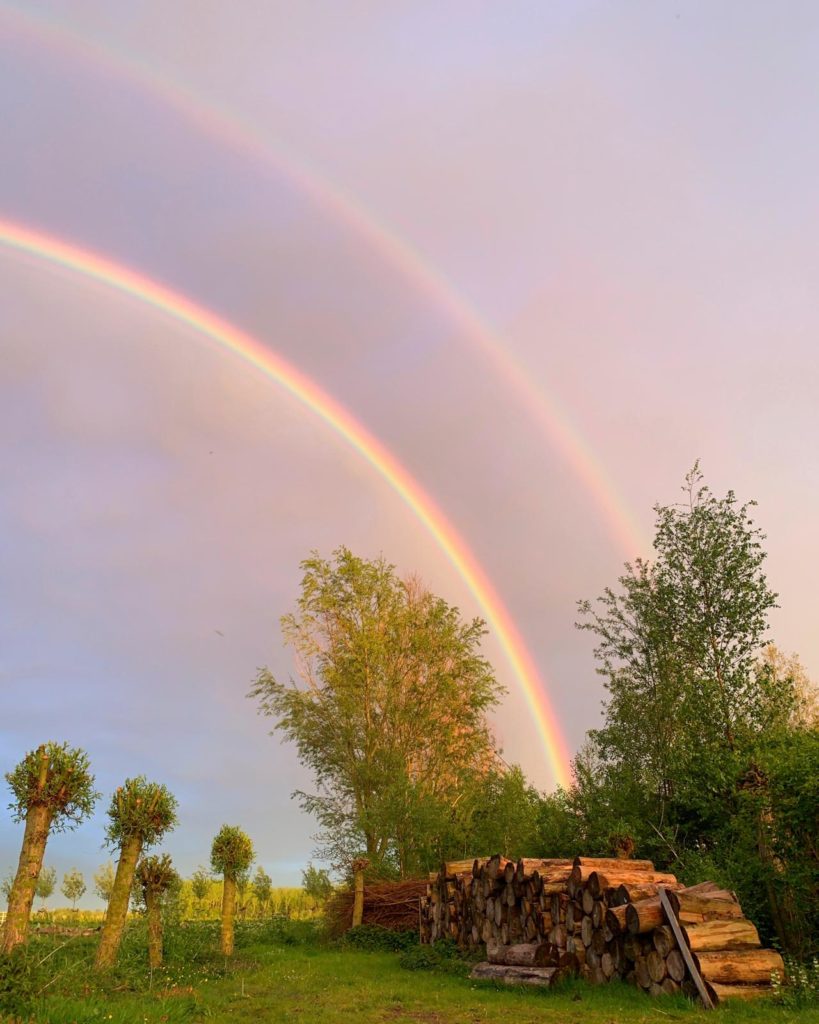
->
<box><xmin>2</xmin><ymin>921</ymin><xmax>817</xmax><ymax>1024</ymax></box>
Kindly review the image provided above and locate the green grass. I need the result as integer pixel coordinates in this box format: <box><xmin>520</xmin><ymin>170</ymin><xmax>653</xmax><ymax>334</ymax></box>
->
<box><xmin>1</xmin><ymin>921</ymin><xmax>817</xmax><ymax>1024</ymax></box>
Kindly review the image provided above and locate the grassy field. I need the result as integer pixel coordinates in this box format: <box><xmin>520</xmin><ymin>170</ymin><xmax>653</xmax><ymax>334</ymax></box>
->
<box><xmin>1</xmin><ymin>921</ymin><xmax>817</xmax><ymax>1024</ymax></box>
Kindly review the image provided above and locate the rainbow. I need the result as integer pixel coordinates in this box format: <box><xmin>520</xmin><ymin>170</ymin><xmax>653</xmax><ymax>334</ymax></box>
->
<box><xmin>0</xmin><ymin>218</ymin><xmax>572</xmax><ymax>788</ymax></box>
<box><xmin>0</xmin><ymin>2</ymin><xmax>647</xmax><ymax>556</ymax></box>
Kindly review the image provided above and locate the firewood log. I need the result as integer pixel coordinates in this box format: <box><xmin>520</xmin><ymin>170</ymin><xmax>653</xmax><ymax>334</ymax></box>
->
<box><xmin>684</xmin><ymin>919</ymin><xmax>761</xmax><ymax>952</ymax></box>
<box><xmin>470</xmin><ymin>963</ymin><xmax>557</xmax><ymax>986</ymax></box>
<box><xmin>694</xmin><ymin>949</ymin><xmax>784</xmax><ymax>985</ymax></box>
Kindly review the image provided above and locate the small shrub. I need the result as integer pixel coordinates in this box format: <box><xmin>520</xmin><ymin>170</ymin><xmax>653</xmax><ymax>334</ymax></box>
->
<box><xmin>343</xmin><ymin>925</ymin><xmax>417</xmax><ymax>952</ymax></box>
<box><xmin>398</xmin><ymin>938</ymin><xmax>476</xmax><ymax>976</ymax></box>
<box><xmin>773</xmin><ymin>956</ymin><xmax>819</xmax><ymax>1008</ymax></box>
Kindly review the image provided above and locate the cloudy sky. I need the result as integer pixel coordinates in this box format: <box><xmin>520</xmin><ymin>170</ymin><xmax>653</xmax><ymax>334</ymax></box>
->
<box><xmin>2</xmin><ymin>1</ymin><xmax>818</xmax><ymax>901</ymax></box>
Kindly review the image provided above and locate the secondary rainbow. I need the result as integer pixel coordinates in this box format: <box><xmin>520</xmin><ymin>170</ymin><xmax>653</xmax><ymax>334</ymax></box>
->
<box><xmin>0</xmin><ymin>217</ymin><xmax>572</xmax><ymax>788</ymax></box>
<box><xmin>0</xmin><ymin>2</ymin><xmax>647</xmax><ymax>556</ymax></box>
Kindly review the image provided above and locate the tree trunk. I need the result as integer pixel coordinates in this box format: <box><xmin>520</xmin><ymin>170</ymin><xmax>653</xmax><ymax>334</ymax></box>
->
<box><xmin>95</xmin><ymin>835</ymin><xmax>143</xmax><ymax>969</ymax></box>
<box><xmin>684</xmin><ymin>919</ymin><xmax>760</xmax><ymax>952</ymax></box>
<box><xmin>1</xmin><ymin>803</ymin><xmax>52</xmax><ymax>953</ymax></box>
<box><xmin>352</xmin><ymin>867</ymin><xmax>365</xmax><ymax>928</ymax></box>
<box><xmin>221</xmin><ymin>873</ymin><xmax>237</xmax><ymax>956</ymax></box>
<box><xmin>146</xmin><ymin>890</ymin><xmax>163</xmax><ymax>969</ymax></box>
<box><xmin>695</xmin><ymin>949</ymin><xmax>784</xmax><ymax>985</ymax></box>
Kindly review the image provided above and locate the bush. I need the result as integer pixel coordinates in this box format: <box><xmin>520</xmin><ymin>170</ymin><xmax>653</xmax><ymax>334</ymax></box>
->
<box><xmin>0</xmin><ymin>947</ymin><xmax>41</xmax><ymax>1015</ymax></box>
<box><xmin>399</xmin><ymin>938</ymin><xmax>477</xmax><ymax>976</ymax></box>
<box><xmin>343</xmin><ymin>925</ymin><xmax>417</xmax><ymax>952</ymax></box>
<box><xmin>773</xmin><ymin>956</ymin><xmax>819</xmax><ymax>1008</ymax></box>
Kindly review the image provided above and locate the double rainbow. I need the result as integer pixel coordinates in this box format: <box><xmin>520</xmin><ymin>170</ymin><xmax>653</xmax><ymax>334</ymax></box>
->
<box><xmin>0</xmin><ymin>219</ymin><xmax>573</xmax><ymax>788</ymax></box>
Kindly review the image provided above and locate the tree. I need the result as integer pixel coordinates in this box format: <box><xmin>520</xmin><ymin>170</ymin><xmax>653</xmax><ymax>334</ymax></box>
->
<box><xmin>133</xmin><ymin>854</ymin><xmax>180</xmax><ymax>968</ymax></box>
<box><xmin>93</xmin><ymin>862</ymin><xmax>116</xmax><ymax>906</ymax></box>
<box><xmin>249</xmin><ymin>549</ymin><xmax>501</xmax><ymax>876</ymax></box>
<box><xmin>251</xmin><ymin>866</ymin><xmax>272</xmax><ymax>917</ymax></box>
<box><xmin>95</xmin><ymin>777</ymin><xmax>177</xmax><ymax>969</ymax></box>
<box><xmin>236</xmin><ymin>867</ymin><xmax>251</xmax><ymax>920</ymax></box>
<box><xmin>2</xmin><ymin>742</ymin><xmax>98</xmax><ymax>952</ymax></box>
<box><xmin>35</xmin><ymin>866</ymin><xmax>56</xmax><ymax>911</ymax></box>
<box><xmin>61</xmin><ymin>869</ymin><xmax>86</xmax><ymax>910</ymax></box>
<box><xmin>189</xmin><ymin>866</ymin><xmax>212</xmax><ymax>919</ymax></box>
<box><xmin>575</xmin><ymin>465</ymin><xmax>780</xmax><ymax>840</ymax></box>
<box><xmin>301</xmin><ymin>863</ymin><xmax>332</xmax><ymax>909</ymax></box>
<box><xmin>210</xmin><ymin>825</ymin><xmax>254</xmax><ymax>955</ymax></box>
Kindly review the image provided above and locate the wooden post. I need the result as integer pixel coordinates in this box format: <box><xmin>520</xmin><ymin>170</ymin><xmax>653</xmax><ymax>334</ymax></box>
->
<box><xmin>351</xmin><ymin>857</ymin><xmax>369</xmax><ymax>928</ymax></box>
<box><xmin>659</xmin><ymin>887</ymin><xmax>714</xmax><ymax>1009</ymax></box>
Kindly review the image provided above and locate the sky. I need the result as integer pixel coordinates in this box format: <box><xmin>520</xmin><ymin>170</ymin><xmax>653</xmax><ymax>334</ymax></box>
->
<box><xmin>2</xmin><ymin>1</ymin><xmax>819</xmax><ymax>904</ymax></box>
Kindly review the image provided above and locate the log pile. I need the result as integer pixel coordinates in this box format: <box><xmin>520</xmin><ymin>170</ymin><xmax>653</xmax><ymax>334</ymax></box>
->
<box><xmin>425</xmin><ymin>856</ymin><xmax>784</xmax><ymax>1004</ymax></box>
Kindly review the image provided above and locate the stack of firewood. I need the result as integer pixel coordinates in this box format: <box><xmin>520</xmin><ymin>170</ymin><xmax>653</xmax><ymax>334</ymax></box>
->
<box><xmin>422</xmin><ymin>856</ymin><xmax>573</xmax><ymax>947</ymax></box>
<box><xmin>425</xmin><ymin>855</ymin><xmax>785</xmax><ymax>1004</ymax></box>
<box><xmin>326</xmin><ymin>879</ymin><xmax>428</xmax><ymax>934</ymax></box>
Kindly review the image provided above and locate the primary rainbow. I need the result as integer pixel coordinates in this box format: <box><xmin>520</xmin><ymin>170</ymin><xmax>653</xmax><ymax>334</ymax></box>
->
<box><xmin>0</xmin><ymin>218</ymin><xmax>572</xmax><ymax>788</ymax></box>
<box><xmin>0</xmin><ymin>2</ymin><xmax>647</xmax><ymax>556</ymax></box>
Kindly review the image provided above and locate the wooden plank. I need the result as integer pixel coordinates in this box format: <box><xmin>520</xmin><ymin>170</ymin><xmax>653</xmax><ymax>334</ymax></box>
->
<box><xmin>659</xmin><ymin>887</ymin><xmax>714</xmax><ymax>1010</ymax></box>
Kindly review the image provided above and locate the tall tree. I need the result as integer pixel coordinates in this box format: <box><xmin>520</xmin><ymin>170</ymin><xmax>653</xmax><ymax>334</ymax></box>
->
<box><xmin>210</xmin><ymin>825</ymin><xmax>254</xmax><ymax>955</ymax></box>
<box><xmin>249</xmin><ymin>548</ymin><xmax>501</xmax><ymax>876</ymax></box>
<box><xmin>95</xmin><ymin>777</ymin><xmax>177</xmax><ymax>969</ymax></box>
<box><xmin>61</xmin><ymin>869</ymin><xmax>86</xmax><ymax>910</ymax></box>
<box><xmin>134</xmin><ymin>854</ymin><xmax>180</xmax><ymax>968</ymax></box>
<box><xmin>2</xmin><ymin>742</ymin><xmax>98</xmax><ymax>952</ymax></box>
<box><xmin>576</xmin><ymin>465</ymin><xmax>780</xmax><ymax>836</ymax></box>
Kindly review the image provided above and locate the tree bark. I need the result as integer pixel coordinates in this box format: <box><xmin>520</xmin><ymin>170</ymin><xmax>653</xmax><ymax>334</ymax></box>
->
<box><xmin>95</xmin><ymin>836</ymin><xmax>143</xmax><ymax>969</ymax></box>
<box><xmin>1</xmin><ymin>803</ymin><xmax>52</xmax><ymax>953</ymax></box>
<box><xmin>146</xmin><ymin>890</ymin><xmax>163</xmax><ymax>969</ymax></box>
<box><xmin>221</xmin><ymin>873</ymin><xmax>237</xmax><ymax>955</ymax></box>
<box><xmin>352</xmin><ymin>867</ymin><xmax>365</xmax><ymax>928</ymax></box>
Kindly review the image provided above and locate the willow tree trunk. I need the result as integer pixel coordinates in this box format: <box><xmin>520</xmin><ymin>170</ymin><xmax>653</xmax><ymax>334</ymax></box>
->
<box><xmin>145</xmin><ymin>890</ymin><xmax>163</xmax><ymax>969</ymax></box>
<box><xmin>352</xmin><ymin>867</ymin><xmax>365</xmax><ymax>927</ymax></box>
<box><xmin>221</xmin><ymin>874</ymin><xmax>237</xmax><ymax>956</ymax></box>
<box><xmin>95</xmin><ymin>836</ymin><xmax>143</xmax><ymax>969</ymax></box>
<box><xmin>1</xmin><ymin>803</ymin><xmax>52</xmax><ymax>953</ymax></box>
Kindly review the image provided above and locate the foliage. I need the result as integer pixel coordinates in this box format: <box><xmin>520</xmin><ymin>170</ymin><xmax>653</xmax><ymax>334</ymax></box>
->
<box><xmin>773</xmin><ymin>955</ymin><xmax>819</xmax><ymax>1008</ymax></box>
<box><xmin>210</xmin><ymin>825</ymin><xmax>254</xmax><ymax>880</ymax></box>
<box><xmin>398</xmin><ymin>936</ymin><xmax>476</xmax><ymax>976</ymax></box>
<box><xmin>0</xmin><ymin>873</ymin><xmax>12</xmax><ymax>902</ymax></box>
<box><xmin>93</xmin><ymin>862</ymin><xmax>116</xmax><ymax>903</ymax></box>
<box><xmin>103</xmin><ymin>777</ymin><xmax>178</xmax><ymax>850</ymax></box>
<box><xmin>569</xmin><ymin>465</ymin><xmax>818</xmax><ymax>956</ymax></box>
<box><xmin>251</xmin><ymin>866</ymin><xmax>272</xmax><ymax>911</ymax></box>
<box><xmin>133</xmin><ymin>854</ymin><xmax>181</xmax><ymax>911</ymax></box>
<box><xmin>302</xmin><ymin>863</ymin><xmax>333</xmax><ymax>905</ymax></box>
<box><xmin>190</xmin><ymin>865</ymin><xmax>212</xmax><ymax>906</ymax></box>
<box><xmin>342</xmin><ymin>924</ymin><xmax>416</xmax><ymax>952</ymax></box>
<box><xmin>249</xmin><ymin>548</ymin><xmax>501</xmax><ymax>877</ymax></box>
<box><xmin>60</xmin><ymin>868</ymin><xmax>85</xmax><ymax>908</ymax></box>
<box><xmin>5</xmin><ymin>742</ymin><xmax>99</xmax><ymax>832</ymax></box>
<box><xmin>34</xmin><ymin>867</ymin><xmax>56</xmax><ymax>907</ymax></box>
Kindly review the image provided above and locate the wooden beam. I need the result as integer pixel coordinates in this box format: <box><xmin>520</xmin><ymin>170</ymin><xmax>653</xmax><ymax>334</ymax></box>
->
<box><xmin>659</xmin><ymin>887</ymin><xmax>714</xmax><ymax>1009</ymax></box>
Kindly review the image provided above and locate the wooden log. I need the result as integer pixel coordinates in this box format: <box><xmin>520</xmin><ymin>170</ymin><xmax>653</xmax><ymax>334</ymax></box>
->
<box><xmin>581</xmin><ymin>916</ymin><xmax>593</xmax><ymax>947</ymax></box>
<box><xmin>668</xmin><ymin>892</ymin><xmax>742</xmax><ymax>921</ymax></box>
<box><xmin>626</xmin><ymin>899</ymin><xmax>665</xmax><ymax>935</ymax></box>
<box><xmin>589</xmin><ymin>965</ymin><xmax>607</xmax><ymax>985</ymax></box>
<box><xmin>605</xmin><ymin>905</ymin><xmax>629</xmax><ymax>935</ymax></box>
<box><xmin>652</xmin><ymin>924</ymin><xmax>675</xmax><ymax>958</ymax></box>
<box><xmin>572</xmin><ymin>865</ymin><xmax>676</xmax><ymax>888</ymax></box>
<box><xmin>647</xmin><ymin>949</ymin><xmax>667</xmax><ymax>983</ymax></box>
<box><xmin>635</xmin><ymin>957</ymin><xmax>652</xmax><ymax>989</ymax></box>
<box><xmin>592</xmin><ymin>929</ymin><xmax>607</xmax><ymax>956</ymax></box>
<box><xmin>572</xmin><ymin>857</ymin><xmax>655</xmax><ymax>873</ymax></box>
<box><xmin>684</xmin><ymin>919</ymin><xmax>761</xmax><ymax>952</ymax></box>
<box><xmin>470</xmin><ymin>963</ymin><xmax>557</xmax><ymax>987</ymax></box>
<box><xmin>486</xmin><ymin>940</ymin><xmax>558</xmax><ymax>966</ymax></box>
<box><xmin>591</xmin><ymin>901</ymin><xmax>605</xmax><ymax>929</ymax></box>
<box><xmin>648</xmin><ymin>982</ymin><xmax>664</xmax><ymax>998</ymax></box>
<box><xmin>661</xmin><ymin>977</ymin><xmax>681</xmax><ymax>995</ymax></box>
<box><xmin>695</xmin><ymin>949</ymin><xmax>784</xmax><ymax>985</ymax></box>
<box><xmin>601</xmin><ymin>951</ymin><xmax>615</xmax><ymax>978</ymax></box>
<box><xmin>707</xmin><ymin>982</ymin><xmax>774</xmax><ymax>1003</ymax></box>
<box><xmin>582</xmin><ymin>889</ymin><xmax>595</xmax><ymax>915</ymax></box>
<box><xmin>667</xmin><ymin>949</ymin><xmax>686</xmax><ymax>982</ymax></box>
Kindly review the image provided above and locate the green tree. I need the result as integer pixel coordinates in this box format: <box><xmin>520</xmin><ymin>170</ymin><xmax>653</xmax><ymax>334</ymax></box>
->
<box><xmin>1</xmin><ymin>873</ymin><xmax>13</xmax><ymax>903</ymax></box>
<box><xmin>2</xmin><ymin>742</ymin><xmax>98</xmax><ymax>952</ymax></box>
<box><xmin>189</xmin><ymin>866</ymin><xmax>211</xmax><ymax>919</ymax></box>
<box><xmin>35</xmin><ymin>866</ymin><xmax>56</xmax><ymax>911</ymax></box>
<box><xmin>133</xmin><ymin>854</ymin><xmax>180</xmax><ymax>968</ymax></box>
<box><xmin>210</xmin><ymin>825</ymin><xmax>254</xmax><ymax>955</ymax></box>
<box><xmin>575</xmin><ymin>465</ymin><xmax>780</xmax><ymax>842</ymax></box>
<box><xmin>250</xmin><ymin>549</ymin><xmax>501</xmax><ymax>876</ymax></box>
<box><xmin>301</xmin><ymin>863</ymin><xmax>332</xmax><ymax>909</ymax></box>
<box><xmin>95</xmin><ymin>778</ymin><xmax>177</xmax><ymax>969</ymax></box>
<box><xmin>251</xmin><ymin>866</ymin><xmax>272</xmax><ymax>917</ymax></box>
<box><xmin>93</xmin><ymin>862</ymin><xmax>116</xmax><ymax>906</ymax></box>
<box><xmin>61</xmin><ymin>868</ymin><xmax>86</xmax><ymax>910</ymax></box>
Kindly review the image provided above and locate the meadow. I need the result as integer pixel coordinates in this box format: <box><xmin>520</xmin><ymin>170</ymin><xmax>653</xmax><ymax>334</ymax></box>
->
<box><xmin>1</xmin><ymin>919</ymin><xmax>817</xmax><ymax>1024</ymax></box>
